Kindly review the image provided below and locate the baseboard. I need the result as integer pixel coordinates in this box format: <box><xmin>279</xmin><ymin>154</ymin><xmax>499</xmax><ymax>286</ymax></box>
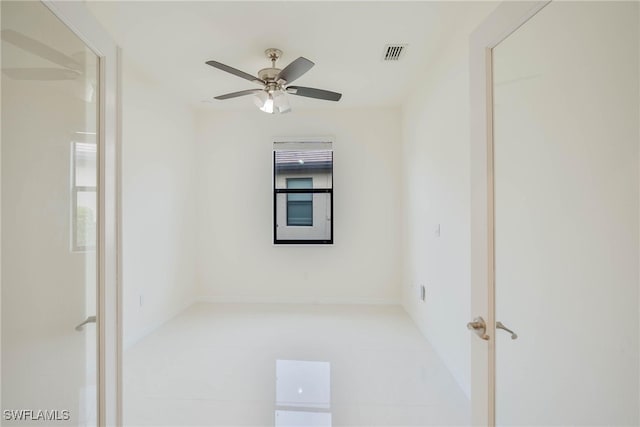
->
<box><xmin>196</xmin><ymin>295</ymin><xmax>400</xmax><ymax>306</ymax></box>
<box><xmin>123</xmin><ymin>297</ymin><xmax>197</xmax><ymax>351</ymax></box>
<box><xmin>123</xmin><ymin>296</ymin><xmax>401</xmax><ymax>350</ymax></box>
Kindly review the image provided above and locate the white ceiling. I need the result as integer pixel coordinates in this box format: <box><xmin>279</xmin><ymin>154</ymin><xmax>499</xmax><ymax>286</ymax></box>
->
<box><xmin>87</xmin><ymin>1</ymin><xmax>498</xmax><ymax>110</ymax></box>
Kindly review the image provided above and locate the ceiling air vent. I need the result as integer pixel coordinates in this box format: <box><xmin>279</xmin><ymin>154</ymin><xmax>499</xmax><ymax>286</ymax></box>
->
<box><xmin>383</xmin><ymin>44</ymin><xmax>407</xmax><ymax>61</ymax></box>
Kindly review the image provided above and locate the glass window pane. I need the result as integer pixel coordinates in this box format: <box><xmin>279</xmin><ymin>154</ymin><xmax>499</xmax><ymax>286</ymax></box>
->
<box><xmin>288</xmin><ymin>200</ymin><xmax>313</xmax><ymax>226</ymax></box>
<box><xmin>74</xmin><ymin>142</ymin><xmax>97</xmax><ymax>187</ymax></box>
<box><xmin>76</xmin><ymin>190</ymin><xmax>97</xmax><ymax>249</ymax></box>
<box><xmin>288</xmin><ymin>193</ymin><xmax>312</xmax><ymax>202</ymax></box>
<box><xmin>286</xmin><ymin>177</ymin><xmax>312</xmax><ymax>189</ymax></box>
<box><xmin>2</xmin><ymin>2</ymin><xmax>99</xmax><ymax>422</ymax></box>
<box><xmin>286</xmin><ymin>178</ymin><xmax>313</xmax><ymax>226</ymax></box>
<box><xmin>276</xmin><ymin>193</ymin><xmax>332</xmax><ymax>242</ymax></box>
<box><xmin>275</xmin><ymin>150</ymin><xmax>333</xmax><ymax>189</ymax></box>
<box><xmin>287</xmin><ymin>178</ymin><xmax>313</xmax><ymax>202</ymax></box>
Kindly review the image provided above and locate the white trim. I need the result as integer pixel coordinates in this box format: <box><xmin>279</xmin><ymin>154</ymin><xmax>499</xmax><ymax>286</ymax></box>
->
<box><xmin>124</xmin><ymin>296</ymin><xmax>400</xmax><ymax>350</ymax></box>
<box><xmin>196</xmin><ymin>295</ymin><xmax>400</xmax><ymax>306</ymax></box>
<box><xmin>0</xmin><ymin>2</ymin><xmax>3</xmax><ymax>412</ymax></box>
<box><xmin>273</xmin><ymin>136</ymin><xmax>335</xmax><ymax>144</ymax></box>
<box><xmin>40</xmin><ymin>2</ymin><xmax>121</xmax><ymax>426</ymax></box>
<box><xmin>273</xmin><ymin>137</ymin><xmax>334</xmax><ymax>152</ymax></box>
<box><xmin>469</xmin><ymin>2</ymin><xmax>549</xmax><ymax>426</ymax></box>
<box><xmin>115</xmin><ymin>45</ymin><xmax>123</xmax><ymax>426</ymax></box>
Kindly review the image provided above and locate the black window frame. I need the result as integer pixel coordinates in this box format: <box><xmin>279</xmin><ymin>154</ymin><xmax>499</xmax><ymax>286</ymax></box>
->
<box><xmin>273</xmin><ymin>150</ymin><xmax>333</xmax><ymax>245</ymax></box>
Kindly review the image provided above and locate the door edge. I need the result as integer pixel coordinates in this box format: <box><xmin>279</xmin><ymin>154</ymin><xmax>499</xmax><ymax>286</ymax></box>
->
<box><xmin>469</xmin><ymin>2</ymin><xmax>549</xmax><ymax>425</ymax></box>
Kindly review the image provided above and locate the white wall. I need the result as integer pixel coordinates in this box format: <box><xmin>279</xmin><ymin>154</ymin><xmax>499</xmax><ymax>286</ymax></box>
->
<box><xmin>195</xmin><ymin>108</ymin><xmax>401</xmax><ymax>304</ymax></box>
<box><xmin>121</xmin><ymin>56</ymin><xmax>198</xmax><ymax>348</ymax></box>
<box><xmin>400</xmin><ymin>30</ymin><xmax>477</xmax><ymax>397</ymax></box>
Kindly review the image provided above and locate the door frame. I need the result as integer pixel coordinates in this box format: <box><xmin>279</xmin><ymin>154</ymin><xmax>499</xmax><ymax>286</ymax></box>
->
<box><xmin>39</xmin><ymin>2</ymin><xmax>122</xmax><ymax>425</ymax></box>
<box><xmin>469</xmin><ymin>1</ymin><xmax>549</xmax><ymax>425</ymax></box>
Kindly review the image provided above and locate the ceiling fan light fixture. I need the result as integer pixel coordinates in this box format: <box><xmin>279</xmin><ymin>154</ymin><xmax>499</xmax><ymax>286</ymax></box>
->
<box><xmin>262</xmin><ymin>96</ymin><xmax>274</xmax><ymax>114</ymax></box>
<box><xmin>254</xmin><ymin>89</ymin><xmax>290</xmax><ymax>114</ymax></box>
<box><xmin>253</xmin><ymin>90</ymin><xmax>272</xmax><ymax>113</ymax></box>
<box><xmin>273</xmin><ymin>89</ymin><xmax>291</xmax><ymax>114</ymax></box>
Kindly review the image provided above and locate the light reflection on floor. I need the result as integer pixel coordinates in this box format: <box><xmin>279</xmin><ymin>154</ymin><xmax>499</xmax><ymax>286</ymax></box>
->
<box><xmin>275</xmin><ymin>360</ymin><xmax>331</xmax><ymax>425</ymax></box>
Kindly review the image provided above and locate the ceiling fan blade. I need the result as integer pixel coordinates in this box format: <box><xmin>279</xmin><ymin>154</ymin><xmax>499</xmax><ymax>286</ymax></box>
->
<box><xmin>206</xmin><ymin>60</ymin><xmax>264</xmax><ymax>85</ymax></box>
<box><xmin>2</xmin><ymin>68</ymin><xmax>80</xmax><ymax>81</ymax></box>
<box><xmin>214</xmin><ymin>89</ymin><xmax>262</xmax><ymax>100</ymax></box>
<box><xmin>287</xmin><ymin>86</ymin><xmax>342</xmax><ymax>102</ymax></box>
<box><xmin>1</xmin><ymin>30</ymin><xmax>81</xmax><ymax>70</ymax></box>
<box><xmin>276</xmin><ymin>57</ymin><xmax>314</xmax><ymax>84</ymax></box>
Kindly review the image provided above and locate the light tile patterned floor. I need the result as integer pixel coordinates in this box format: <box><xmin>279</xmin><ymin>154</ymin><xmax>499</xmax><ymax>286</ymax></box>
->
<box><xmin>124</xmin><ymin>303</ymin><xmax>469</xmax><ymax>426</ymax></box>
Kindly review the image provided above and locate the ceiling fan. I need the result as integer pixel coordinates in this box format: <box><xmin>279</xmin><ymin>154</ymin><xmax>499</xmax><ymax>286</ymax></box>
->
<box><xmin>206</xmin><ymin>48</ymin><xmax>342</xmax><ymax>114</ymax></box>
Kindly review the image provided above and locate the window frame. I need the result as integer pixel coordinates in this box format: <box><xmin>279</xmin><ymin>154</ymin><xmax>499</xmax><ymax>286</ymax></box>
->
<box><xmin>273</xmin><ymin>144</ymin><xmax>333</xmax><ymax>245</ymax></box>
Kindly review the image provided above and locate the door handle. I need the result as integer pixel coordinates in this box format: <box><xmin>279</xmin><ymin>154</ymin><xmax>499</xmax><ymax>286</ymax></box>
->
<box><xmin>496</xmin><ymin>321</ymin><xmax>518</xmax><ymax>339</ymax></box>
<box><xmin>75</xmin><ymin>315</ymin><xmax>96</xmax><ymax>331</ymax></box>
<box><xmin>467</xmin><ymin>316</ymin><xmax>489</xmax><ymax>340</ymax></box>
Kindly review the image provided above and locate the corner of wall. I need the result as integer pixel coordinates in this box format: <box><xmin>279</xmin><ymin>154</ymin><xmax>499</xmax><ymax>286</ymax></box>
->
<box><xmin>120</xmin><ymin>52</ymin><xmax>200</xmax><ymax>348</ymax></box>
<box><xmin>399</xmin><ymin>28</ymin><xmax>477</xmax><ymax>400</ymax></box>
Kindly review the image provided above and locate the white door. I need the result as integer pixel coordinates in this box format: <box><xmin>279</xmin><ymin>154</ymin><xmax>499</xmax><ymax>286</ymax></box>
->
<box><xmin>1</xmin><ymin>1</ymin><xmax>119</xmax><ymax>425</ymax></box>
<box><xmin>471</xmin><ymin>1</ymin><xmax>639</xmax><ymax>425</ymax></box>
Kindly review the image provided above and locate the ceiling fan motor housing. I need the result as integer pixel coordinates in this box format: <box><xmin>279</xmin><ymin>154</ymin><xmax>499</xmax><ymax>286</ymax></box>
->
<box><xmin>258</xmin><ymin>67</ymin><xmax>281</xmax><ymax>82</ymax></box>
<box><xmin>259</xmin><ymin>48</ymin><xmax>284</xmax><ymax>85</ymax></box>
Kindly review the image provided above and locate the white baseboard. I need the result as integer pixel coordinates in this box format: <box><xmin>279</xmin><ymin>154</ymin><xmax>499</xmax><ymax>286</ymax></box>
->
<box><xmin>123</xmin><ymin>298</ymin><xmax>197</xmax><ymax>351</ymax></box>
<box><xmin>196</xmin><ymin>295</ymin><xmax>400</xmax><ymax>306</ymax></box>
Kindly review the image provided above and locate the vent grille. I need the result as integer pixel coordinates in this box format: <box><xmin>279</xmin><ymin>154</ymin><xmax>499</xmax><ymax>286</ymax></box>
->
<box><xmin>383</xmin><ymin>44</ymin><xmax>407</xmax><ymax>61</ymax></box>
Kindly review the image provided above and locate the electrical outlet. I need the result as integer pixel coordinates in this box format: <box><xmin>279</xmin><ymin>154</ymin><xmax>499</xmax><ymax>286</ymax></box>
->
<box><xmin>420</xmin><ymin>285</ymin><xmax>426</xmax><ymax>302</ymax></box>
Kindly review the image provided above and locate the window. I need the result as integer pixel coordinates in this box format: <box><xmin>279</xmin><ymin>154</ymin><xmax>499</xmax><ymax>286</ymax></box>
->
<box><xmin>274</xmin><ymin>142</ymin><xmax>333</xmax><ymax>244</ymax></box>
<box><xmin>71</xmin><ymin>141</ymin><xmax>97</xmax><ymax>251</ymax></box>
<box><xmin>286</xmin><ymin>178</ymin><xmax>313</xmax><ymax>226</ymax></box>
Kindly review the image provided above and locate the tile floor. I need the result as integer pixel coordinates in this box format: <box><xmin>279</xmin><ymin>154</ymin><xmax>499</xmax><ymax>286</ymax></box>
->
<box><xmin>124</xmin><ymin>303</ymin><xmax>470</xmax><ymax>426</ymax></box>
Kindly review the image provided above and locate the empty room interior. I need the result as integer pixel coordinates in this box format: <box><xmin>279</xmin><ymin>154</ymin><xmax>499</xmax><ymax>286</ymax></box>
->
<box><xmin>1</xmin><ymin>1</ymin><xmax>639</xmax><ymax>426</ymax></box>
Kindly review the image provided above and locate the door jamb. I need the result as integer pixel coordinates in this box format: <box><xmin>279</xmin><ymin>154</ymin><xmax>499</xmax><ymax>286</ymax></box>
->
<box><xmin>469</xmin><ymin>2</ymin><xmax>549</xmax><ymax>425</ymax></box>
